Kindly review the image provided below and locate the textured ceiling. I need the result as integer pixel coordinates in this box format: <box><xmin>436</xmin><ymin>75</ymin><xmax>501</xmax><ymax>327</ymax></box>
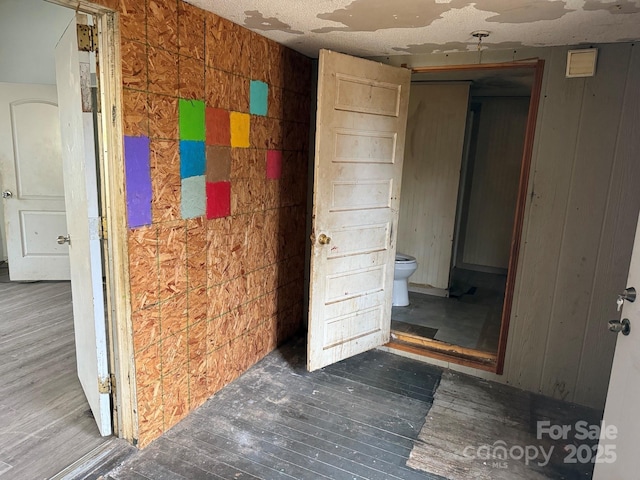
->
<box><xmin>185</xmin><ymin>0</ymin><xmax>640</xmax><ymax>58</ymax></box>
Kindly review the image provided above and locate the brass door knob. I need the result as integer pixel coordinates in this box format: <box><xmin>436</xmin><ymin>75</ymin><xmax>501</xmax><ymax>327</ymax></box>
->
<box><xmin>318</xmin><ymin>233</ymin><xmax>331</xmax><ymax>245</ymax></box>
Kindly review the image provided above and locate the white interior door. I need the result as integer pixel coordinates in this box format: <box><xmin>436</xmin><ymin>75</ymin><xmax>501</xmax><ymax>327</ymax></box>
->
<box><xmin>307</xmin><ymin>50</ymin><xmax>411</xmax><ymax>371</ymax></box>
<box><xmin>0</xmin><ymin>83</ymin><xmax>70</xmax><ymax>280</ymax></box>
<box><xmin>55</xmin><ymin>15</ymin><xmax>111</xmax><ymax>436</ymax></box>
<box><xmin>397</xmin><ymin>83</ymin><xmax>470</xmax><ymax>291</ymax></box>
<box><xmin>593</xmin><ymin>213</ymin><xmax>640</xmax><ymax>478</ymax></box>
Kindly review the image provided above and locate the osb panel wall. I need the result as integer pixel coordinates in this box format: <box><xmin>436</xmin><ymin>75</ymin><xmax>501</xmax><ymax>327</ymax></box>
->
<box><xmin>95</xmin><ymin>0</ymin><xmax>311</xmax><ymax>447</ymax></box>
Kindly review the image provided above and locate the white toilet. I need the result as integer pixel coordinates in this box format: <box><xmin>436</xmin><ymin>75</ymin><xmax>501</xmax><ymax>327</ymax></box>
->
<box><xmin>393</xmin><ymin>253</ymin><xmax>418</xmax><ymax>307</ymax></box>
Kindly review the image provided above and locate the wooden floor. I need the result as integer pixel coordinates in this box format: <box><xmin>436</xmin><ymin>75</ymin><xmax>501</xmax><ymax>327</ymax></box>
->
<box><xmin>0</xmin><ymin>262</ymin><xmax>119</xmax><ymax>479</ymax></box>
<box><xmin>409</xmin><ymin>371</ymin><xmax>602</xmax><ymax>479</ymax></box>
<box><xmin>105</xmin><ymin>338</ymin><xmax>602</xmax><ymax>480</ymax></box>
<box><xmin>108</xmin><ymin>340</ymin><xmax>444</xmax><ymax>480</ymax></box>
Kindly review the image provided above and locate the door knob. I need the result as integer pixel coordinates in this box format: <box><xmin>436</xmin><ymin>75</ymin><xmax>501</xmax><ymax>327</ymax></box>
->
<box><xmin>609</xmin><ymin>318</ymin><xmax>631</xmax><ymax>336</ymax></box>
<box><xmin>57</xmin><ymin>235</ymin><xmax>71</xmax><ymax>245</ymax></box>
<box><xmin>2</xmin><ymin>190</ymin><xmax>12</xmax><ymax>198</ymax></box>
<box><xmin>318</xmin><ymin>233</ymin><xmax>331</xmax><ymax>245</ymax></box>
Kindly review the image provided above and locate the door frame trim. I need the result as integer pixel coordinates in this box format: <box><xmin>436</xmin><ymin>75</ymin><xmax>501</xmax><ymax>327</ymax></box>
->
<box><xmin>497</xmin><ymin>59</ymin><xmax>545</xmax><ymax>374</ymax></box>
<box><xmin>48</xmin><ymin>0</ymin><xmax>136</xmax><ymax>443</ymax></box>
<box><xmin>389</xmin><ymin>59</ymin><xmax>545</xmax><ymax>375</ymax></box>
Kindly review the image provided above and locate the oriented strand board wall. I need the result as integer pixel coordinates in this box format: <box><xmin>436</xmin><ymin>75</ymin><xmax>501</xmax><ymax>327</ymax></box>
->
<box><xmin>397</xmin><ymin>83</ymin><xmax>469</xmax><ymax>290</ymax></box>
<box><xmin>93</xmin><ymin>0</ymin><xmax>311</xmax><ymax>447</ymax></box>
<box><xmin>375</xmin><ymin>43</ymin><xmax>640</xmax><ymax>409</ymax></box>
<box><xmin>461</xmin><ymin>96</ymin><xmax>529</xmax><ymax>270</ymax></box>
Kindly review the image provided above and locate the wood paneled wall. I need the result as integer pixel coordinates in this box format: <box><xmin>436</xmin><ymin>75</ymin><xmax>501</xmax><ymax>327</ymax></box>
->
<box><xmin>397</xmin><ymin>83</ymin><xmax>469</xmax><ymax>290</ymax></box>
<box><xmin>460</xmin><ymin>96</ymin><xmax>529</xmax><ymax>270</ymax></box>
<box><xmin>375</xmin><ymin>43</ymin><xmax>640</xmax><ymax>409</ymax></box>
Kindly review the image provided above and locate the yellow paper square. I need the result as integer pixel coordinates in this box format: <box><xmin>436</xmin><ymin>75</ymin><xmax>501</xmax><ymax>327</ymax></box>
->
<box><xmin>230</xmin><ymin>112</ymin><xmax>250</xmax><ymax>148</ymax></box>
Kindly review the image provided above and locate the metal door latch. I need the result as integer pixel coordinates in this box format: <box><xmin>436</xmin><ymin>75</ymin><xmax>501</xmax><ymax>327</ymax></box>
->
<box><xmin>2</xmin><ymin>190</ymin><xmax>12</xmax><ymax>198</ymax></box>
<box><xmin>57</xmin><ymin>235</ymin><xmax>71</xmax><ymax>245</ymax></box>
<box><xmin>609</xmin><ymin>318</ymin><xmax>631</xmax><ymax>336</ymax></box>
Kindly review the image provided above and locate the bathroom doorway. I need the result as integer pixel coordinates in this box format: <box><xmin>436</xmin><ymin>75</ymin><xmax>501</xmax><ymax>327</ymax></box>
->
<box><xmin>389</xmin><ymin>62</ymin><xmax>544</xmax><ymax>373</ymax></box>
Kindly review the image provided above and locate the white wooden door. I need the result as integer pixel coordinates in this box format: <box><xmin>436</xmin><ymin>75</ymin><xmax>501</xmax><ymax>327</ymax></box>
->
<box><xmin>593</xmin><ymin>213</ymin><xmax>640</xmax><ymax>478</ymax></box>
<box><xmin>0</xmin><ymin>83</ymin><xmax>70</xmax><ymax>280</ymax></box>
<box><xmin>307</xmin><ymin>50</ymin><xmax>411</xmax><ymax>371</ymax></box>
<box><xmin>55</xmin><ymin>16</ymin><xmax>111</xmax><ymax>436</ymax></box>
<box><xmin>397</xmin><ymin>83</ymin><xmax>470</xmax><ymax>291</ymax></box>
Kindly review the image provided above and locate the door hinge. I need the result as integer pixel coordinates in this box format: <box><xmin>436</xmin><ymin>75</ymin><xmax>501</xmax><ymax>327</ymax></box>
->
<box><xmin>98</xmin><ymin>374</ymin><xmax>112</xmax><ymax>394</ymax></box>
<box><xmin>101</xmin><ymin>216</ymin><xmax>108</xmax><ymax>240</ymax></box>
<box><xmin>77</xmin><ymin>24</ymin><xmax>97</xmax><ymax>52</ymax></box>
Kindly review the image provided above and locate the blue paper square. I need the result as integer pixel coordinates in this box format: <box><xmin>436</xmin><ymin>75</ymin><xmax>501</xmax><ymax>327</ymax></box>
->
<box><xmin>181</xmin><ymin>175</ymin><xmax>206</xmax><ymax>219</ymax></box>
<box><xmin>250</xmin><ymin>80</ymin><xmax>268</xmax><ymax>116</ymax></box>
<box><xmin>180</xmin><ymin>140</ymin><xmax>205</xmax><ymax>179</ymax></box>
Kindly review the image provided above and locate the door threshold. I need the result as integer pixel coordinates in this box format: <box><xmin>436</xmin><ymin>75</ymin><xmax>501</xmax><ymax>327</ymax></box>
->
<box><xmin>49</xmin><ymin>438</ymin><xmax>136</xmax><ymax>480</ymax></box>
<box><xmin>387</xmin><ymin>330</ymin><xmax>498</xmax><ymax>373</ymax></box>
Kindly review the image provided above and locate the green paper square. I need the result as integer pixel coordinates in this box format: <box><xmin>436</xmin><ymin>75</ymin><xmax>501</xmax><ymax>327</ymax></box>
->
<box><xmin>179</xmin><ymin>99</ymin><xmax>205</xmax><ymax>141</ymax></box>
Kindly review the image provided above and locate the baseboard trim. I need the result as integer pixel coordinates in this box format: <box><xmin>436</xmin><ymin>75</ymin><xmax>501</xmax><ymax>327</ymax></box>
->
<box><xmin>408</xmin><ymin>284</ymin><xmax>449</xmax><ymax>297</ymax></box>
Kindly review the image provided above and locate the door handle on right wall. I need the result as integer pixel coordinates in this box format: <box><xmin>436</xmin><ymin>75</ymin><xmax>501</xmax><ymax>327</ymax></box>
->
<box><xmin>57</xmin><ymin>235</ymin><xmax>71</xmax><ymax>246</ymax></box>
<box><xmin>608</xmin><ymin>318</ymin><xmax>631</xmax><ymax>336</ymax></box>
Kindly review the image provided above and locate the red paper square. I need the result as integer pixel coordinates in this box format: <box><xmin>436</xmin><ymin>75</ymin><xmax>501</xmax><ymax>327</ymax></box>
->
<box><xmin>206</xmin><ymin>181</ymin><xmax>231</xmax><ymax>219</ymax></box>
<box><xmin>266</xmin><ymin>150</ymin><xmax>282</xmax><ymax>180</ymax></box>
<box><xmin>205</xmin><ymin>107</ymin><xmax>230</xmax><ymax>146</ymax></box>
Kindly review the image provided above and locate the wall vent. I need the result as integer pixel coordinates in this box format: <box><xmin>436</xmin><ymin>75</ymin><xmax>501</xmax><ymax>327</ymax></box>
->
<box><xmin>566</xmin><ymin>48</ymin><xmax>598</xmax><ymax>78</ymax></box>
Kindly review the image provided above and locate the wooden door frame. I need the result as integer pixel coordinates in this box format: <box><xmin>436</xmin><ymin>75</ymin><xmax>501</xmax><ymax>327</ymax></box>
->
<box><xmin>388</xmin><ymin>60</ymin><xmax>545</xmax><ymax>374</ymax></box>
<box><xmin>47</xmin><ymin>0</ymin><xmax>135</xmax><ymax>442</ymax></box>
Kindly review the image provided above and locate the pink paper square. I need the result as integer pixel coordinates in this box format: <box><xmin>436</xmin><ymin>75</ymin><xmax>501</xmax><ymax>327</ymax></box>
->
<box><xmin>206</xmin><ymin>181</ymin><xmax>231</xmax><ymax>219</ymax></box>
<box><xmin>266</xmin><ymin>150</ymin><xmax>282</xmax><ymax>180</ymax></box>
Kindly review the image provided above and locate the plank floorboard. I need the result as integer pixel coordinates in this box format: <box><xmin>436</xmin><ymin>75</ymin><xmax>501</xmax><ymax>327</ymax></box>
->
<box><xmin>210</xmin><ymin>410</ymin><xmax>431</xmax><ymax>480</ymax></box>
<box><xmin>202</xmin><ymin>391</ymin><xmax>421</xmax><ymax>468</ymax></box>
<box><xmin>171</xmin><ymin>431</ymin><xmax>305</xmax><ymax>480</ymax></box>
<box><xmin>206</xmin><ymin>412</ymin><xmax>416</xmax><ymax>480</ymax></box>
<box><xmin>187</xmin><ymin>426</ymin><xmax>338</xmax><ymax>479</ymax></box>
<box><xmin>258</xmin><ymin>361</ymin><xmax>430</xmax><ymax>421</ymax></box>
<box><xmin>153</xmin><ymin>437</ymin><xmax>261</xmax><ymax>479</ymax></box>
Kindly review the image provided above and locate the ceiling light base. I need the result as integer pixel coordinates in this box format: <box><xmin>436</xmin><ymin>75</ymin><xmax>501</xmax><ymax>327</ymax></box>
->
<box><xmin>471</xmin><ymin>30</ymin><xmax>490</xmax><ymax>40</ymax></box>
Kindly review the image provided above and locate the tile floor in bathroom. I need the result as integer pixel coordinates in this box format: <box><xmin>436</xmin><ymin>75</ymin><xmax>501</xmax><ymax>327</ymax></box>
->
<box><xmin>391</xmin><ymin>269</ymin><xmax>505</xmax><ymax>353</ymax></box>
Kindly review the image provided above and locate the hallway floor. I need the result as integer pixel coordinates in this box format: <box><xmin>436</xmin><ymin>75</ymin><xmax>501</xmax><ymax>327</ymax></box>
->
<box><xmin>0</xmin><ymin>262</ymin><xmax>131</xmax><ymax>479</ymax></box>
<box><xmin>105</xmin><ymin>338</ymin><xmax>601</xmax><ymax>480</ymax></box>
